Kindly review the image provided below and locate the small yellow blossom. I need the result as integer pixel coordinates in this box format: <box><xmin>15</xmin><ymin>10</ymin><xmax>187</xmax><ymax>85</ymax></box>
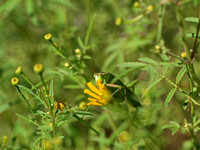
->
<box><xmin>79</xmin><ymin>102</ymin><xmax>87</xmax><ymax>110</ymax></box>
<box><xmin>11</xmin><ymin>77</ymin><xmax>19</xmax><ymax>86</ymax></box>
<box><xmin>44</xmin><ymin>33</ymin><xmax>52</xmax><ymax>41</ymax></box>
<box><xmin>34</xmin><ymin>64</ymin><xmax>44</xmax><ymax>74</ymax></box>
<box><xmin>84</xmin><ymin>79</ymin><xmax>111</xmax><ymax>106</ymax></box>
<box><xmin>49</xmin><ymin>123</ymin><xmax>53</xmax><ymax>127</ymax></box>
<box><xmin>146</xmin><ymin>5</ymin><xmax>154</xmax><ymax>14</ymax></box>
<box><xmin>44</xmin><ymin>139</ymin><xmax>53</xmax><ymax>149</ymax></box>
<box><xmin>2</xmin><ymin>136</ymin><xmax>8</xmax><ymax>147</ymax></box>
<box><xmin>75</xmin><ymin>49</ymin><xmax>81</xmax><ymax>54</ymax></box>
<box><xmin>134</xmin><ymin>2</ymin><xmax>140</xmax><ymax>8</ymax></box>
<box><xmin>64</xmin><ymin>62</ymin><xmax>70</xmax><ymax>68</ymax></box>
<box><xmin>54</xmin><ymin>101</ymin><xmax>66</xmax><ymax>110</ymax></box>
<box><xmin>180</xmin><ymin>52</ymin><xmax>187</xmax><ymax>59</ymax></box>
<box><xmin>15</xmin><ymin>66</ymin><xmax>23</xmax><ymax>74</ymax></box>
<box><xmin>115</xmin><ymin>17</ymin><xmax>122</xmax><ymax>26</ymax></box>
<box><xmin>118</xmin><ymin>131</ymin><xmax>129</xmax><ymax>143</ymax></box>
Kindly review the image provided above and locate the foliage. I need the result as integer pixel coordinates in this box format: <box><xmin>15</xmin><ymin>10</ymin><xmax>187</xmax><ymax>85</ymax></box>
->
<box><xmin>0</xmin><ymin>0</ymin><xmax>200</xmax><ymax>149</ymax></box>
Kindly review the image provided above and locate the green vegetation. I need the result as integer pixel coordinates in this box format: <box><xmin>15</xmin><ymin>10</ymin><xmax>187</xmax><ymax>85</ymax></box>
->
<box><xmin>0</xmin><ymin>0</ymin><xmax>200</xmax><ymax>149</ymax></box>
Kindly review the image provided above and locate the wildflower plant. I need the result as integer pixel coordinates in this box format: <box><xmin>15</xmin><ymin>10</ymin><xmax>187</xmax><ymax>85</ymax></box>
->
<box><xmin>1</xmin><ymin>0</ymin><xmax>200</xmax><ymax>149</ymax></box>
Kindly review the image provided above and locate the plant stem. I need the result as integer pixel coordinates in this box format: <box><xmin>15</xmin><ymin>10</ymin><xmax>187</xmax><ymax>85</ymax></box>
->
<box><xmin>175</xmin><ymin>7</ymin><xmax>191</xmax><ymax>62</ymax></box>
<box><xmin>21</xmin><ymin>73</ymin><xmax>37</xmax><ymax>90</ymax></box>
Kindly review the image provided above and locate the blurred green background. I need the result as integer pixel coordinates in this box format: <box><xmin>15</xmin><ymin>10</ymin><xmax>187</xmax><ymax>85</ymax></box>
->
<box><xmin>0</xmin><ymin>0</ymin><xmax>200</xmax><ymax>149</ymax></box>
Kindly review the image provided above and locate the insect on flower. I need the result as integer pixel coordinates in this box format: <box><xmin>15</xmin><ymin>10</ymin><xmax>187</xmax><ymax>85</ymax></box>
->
<box><xmin>80</xmin><ymin>16</ymin><xmax>141</xmax><ymax>108</ymax></box>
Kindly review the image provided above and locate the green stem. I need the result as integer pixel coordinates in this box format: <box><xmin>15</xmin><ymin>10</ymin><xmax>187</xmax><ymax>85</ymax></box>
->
<box><xmin>105</xmin><ymin>109</ymin><xmax>116</xmax><ymax>131</ymax></box>
<box><xmin>175</xmin><ymin>7</ymin><xmax>191</xmax><ymax>62</ymax></box>
<box><xmin>39</xmin><ymin>74</ymin><xmax>48</xmax><ymax>95</ymax></box>
<box><xmin>165</xmin><ymin>51</ymin><xmax>185</xmax><ymax>62</ymax></box>
<box><xmin>21</xmin><ymin>73</ymin><xmax>37</xmax><ymax>90</ymax></box>
<box><xmin>16</xmin><ymin>86</ymin><xmax>34</xmax><ymax>116</ymax></box>
<box><xmin>156</xmin><ymin>5</ymin><xmax>166</xmax><ymax>43</ymax></box>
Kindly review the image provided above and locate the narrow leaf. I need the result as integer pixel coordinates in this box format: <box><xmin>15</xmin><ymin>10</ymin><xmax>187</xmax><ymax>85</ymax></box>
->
<box><xmin>165</xmin><ymin>88</ymin><xmax>177</xmax><ymax>106</ymax></box>
<box><xmin>176</xmin><ymin>66</ymin><xmax>186</xmax><ymax>84</ymax></box>
<box><xmin>185</xmin><ymin>17</ymin><xmax>199</xmax><ymax>23</ymax></box>
<box><xmin>118</xmin><ymin>62</ymin><xmax>147</xmax><ymax>68</ymax></box>
<box><xmin>73</xmin><ymin>113</ymin><xmax>99</xmax><ymax>135</ymax></box>
<box><xmin>138</xmin><ymin>57</ymin><xmax>157</xmax><ymax>65</ymax></box>
<box><xmin>16</xmin><ymin>113</ymin><xmax>37</xmax><ymax>125</ymax></box>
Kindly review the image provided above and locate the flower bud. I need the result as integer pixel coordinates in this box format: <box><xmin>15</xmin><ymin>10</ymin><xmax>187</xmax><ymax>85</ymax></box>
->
<box><xmin>11</xmin><ymin>77</ymin><xmax>19</xmax><ymax>86</ymax></box>
<box><xmin>134</xmin><ymin>2</ymin><xmax>140</xmax><ymax>8</ymax></box>
<box><xmin>75</xmin><ymin>49</ymin><xmax>81</xmax><ymax>54</ymax></box>
<box><xmin>54</xmin><ymin>101</ymin><xmax>66</xmax><ymax>111</ymax></box>
<box><xmin>115</xmin><ymin>17</ymin><xmax>122</xmax><ymax>26</ymax></box>
<box><xmin>44</xmin><ymin>33</ymin><xmax>52</xmax><ymax>41</ymax></box>
<box><xmin>15</xmin><ymin>66</ymin><xmax>23</xmax><ymax>74</ymax></box>
<box><xmin>79</xmin><ymin>102</ymin><xmax>87</xmax><ymax>110</ymax></box>
<box><xmin>34</xmin><ymin>64</ymin><xmax>44</xmax><ymax>74</ymax></box>
<box><xmin>118</xmin><ymin>131</ymin><xmax>129</xmax><ymax>143</ymax></box>
<box><xmin>64</xmin><ymin>62</ymin><xmax>70</xmax><ymax>68</ymax></box>
<box><xmin>146</xmin><ymin>5</ymin><xmax>154</xmax><ymax>14</ymax></box>
<box><xmin>180</xmin><ymin>52</ymin><xmax>187</xmax><ymax>59</ymax></box>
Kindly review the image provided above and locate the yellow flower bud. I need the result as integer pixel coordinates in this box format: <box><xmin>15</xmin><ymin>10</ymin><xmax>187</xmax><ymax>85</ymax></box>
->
<box><xmin>75</xmin><ymin>49</ymin><xmax>81</xmax><ymax>54</ymax></box>
<box><xmin>49</xmin><ymin>123</ymin><xmax>52</xmax><ymax>127</ymax></box>
<box><xmin>134</xmin><ymin>2</ymin><xmax>140</xmax><ymax>8</ymax></box>
<box><xmin>118</xmin><ymin>131</ymin><xmax>129</xmax><ymax>143</ymax></box>
<box><xmin>11</xmin><ymin>77</ymin><xmax>19</xmax><ymax>86</ymax></box>
<box><xmin>64</xmin><ymin>62</ymin><xmax>70</xmax><ymax>68</ymax></box>
<box><xmin>180</xmin><ymin>52</ymin><xmax>187</xmax><ymax>59</ymax></box>
<box><xmin>54</xmin><ymin>137</ymin><xmax>62</xmax><ymax>145</ymax></box>
<box><xmin>2</xmin><ymin>136</ymin><xmax>8</xmax><ymax>148</ymax></box>
<box><xmin>54</xmin><ymin>101</ymin><xmax>66</xmax><ymax>111</ymax></box>
<box><xmin>34</xmin><ymin>64</ymin><xmax>44</xmax><ymax>74</ymax></box>
<box><xmin>44</xmin><ymin>140</ymin><xmax>53</xmax><ymax>150</ymax></box>
<box><xmin>155</xmin><ymin>45</ymin><xmax>161</xmax><ymax>51</ymax></box>
<box><xmin>15</xmin><ymin>66</ymin><xmax>23</xmax><ymax>74</ymax></box>
<box><xmin>44</xmin><ymin>33</ymin><xmax>52</xmax><ymax>41</ymax></box>
<box><xmin>146</xmin><ymin>5</ymin><xmax>154</xmax><ymax>14</ymax></box>
<box><xmin>79</xmin><ymin>102</ymin><xmax>87</xmax><ymax>110</ymax></box>
<box><xmin>115</xmin><ymin>17</ymin><xmax>122</xmax><ymax>26</ymax></box>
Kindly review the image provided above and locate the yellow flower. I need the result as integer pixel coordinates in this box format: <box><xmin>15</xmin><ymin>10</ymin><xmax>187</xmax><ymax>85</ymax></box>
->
<box><xmin>54</xmin><ymin>101</ymin><xmax>66</xmax><ymax>110</ymax></box>
<box><xmin>11</xmin><ymin>77</ymin><xmax>19</xmax><ymax>86</ymax></box>
<box><xmin>115</xmin><ymin>17</ymin><xmax>122</xmax><ymax>26</ymax></box>
<box><xmin>180</xmin><ymin>52</ymin><xmax>187</xmax><ymax>59</ymax></box>
<box><xmin>79</xmin><ymin>102</ymin><xmax>87</xmax><ymax>110</ymax></box>
<box><xmin>15</xmin><ymin>66</ymin><xmax>23</xmax><ymax>74</ymax></box>
<box><xmin>44</xmin><ymin>33</ymin><xmax>52</xmax><ymax>41</ymax></box>
<box><xmin>84</xmin><ymin>79</ymin><xmax>111</xmax><ymax>106</ymax></box>
<box><xmin>34</xmin><ymin>64</ymin><xmax>44</xmax><ymax>74</ymax></box>
<box><xmin>118</xmin><ymin>131</ymin><xmax>129</xmax><ymax>143</ymax></box>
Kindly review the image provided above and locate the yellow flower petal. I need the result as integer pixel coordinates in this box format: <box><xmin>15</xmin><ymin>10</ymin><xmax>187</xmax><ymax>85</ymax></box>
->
<box><xmin>84</xmin><ymin>89</ymin><xmax>100</xmax><ymax>99</ymax></box>
<box><xmin>87</xmin><ymin>102</ymin><xmax>102</xmax><ymax>106</ymax></box>
<box><xmin>97</xmin><ymin>79</ymin><xmax>103</xmax><ymax>92</ymax></box>
<box><xmin>87</xmin><ymin>82</ymin><xmax>102</xmax><ymax>96</ymax></box>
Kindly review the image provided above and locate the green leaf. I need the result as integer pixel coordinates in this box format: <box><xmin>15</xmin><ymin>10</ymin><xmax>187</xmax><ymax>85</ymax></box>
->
<box><xmin>49</xmin><ymin>79</ymin><xmax>54</xmax><ymax>102</ymax></box>
<box><xmin>73</xmin><ymin>113</ymin><xmax>99</xmax><ymax>135</ymax></box>
<box><xmin>138</xmin><ymin>57</ymin><xmax>157</xmax><ymax>65</ymax></box>
<box><xmin>186</xmin><ymin>33</ymin><xmax>200</xmax><ymax>39</ymax></box>
<box><xmin>118</xmin><ymin>62</ymin><xmax>147</xmax><ymax>68</ymax></box>
<box><xmin>64</xmin><ymin>84</ymin><xmax>83</xmax><ymax>89</ymax></box>
<box><xmin>38</xmin><ymin>125</ymin><xmax>52</xmax><ymax>131</ymax></box>
<box><xmin>18</xmin><ymin>85</ymin><xmax>47</xmax><ymax>107</ymax></box>
<box><xmin>143</xmin><ymin>77</ymin><xmax>164</xmax><ymax>97</ymax></box>
<box><xmin>162</xmin><ymin>121</ymin><xmax>180</xmax><ymax>135</ymax></box>
<box><xmin>77</xmin><ymin>37</ymin><xmax>84</xmax><ymax>49</ymax></box>
<box><xmin>183</xmin><ymin>98</ymin><xmax>189</xmax><ymax>110</ymax></box>
<box><xmin>165</xmin><ymin>88</ymin><xmax>177</xmax><ymax>106</ymax></box>
<box><xmin>176</xmin><ymin>66</ymin><xmax>186</xmax><ymax>84</ymax></box>
<box><xmin>84</xmin><ymin>14</ymin><xmax>95</xmax><ymax>51</ymax></box>
<box><xmin>185</xmin><ymin>17</ymin><xmax>199</xmax><ymax>23</ymax></box>
<box><xmin>16</xmin><ymin>113</ymin><xmax>37</xmax><ymax>125</ymax></box>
